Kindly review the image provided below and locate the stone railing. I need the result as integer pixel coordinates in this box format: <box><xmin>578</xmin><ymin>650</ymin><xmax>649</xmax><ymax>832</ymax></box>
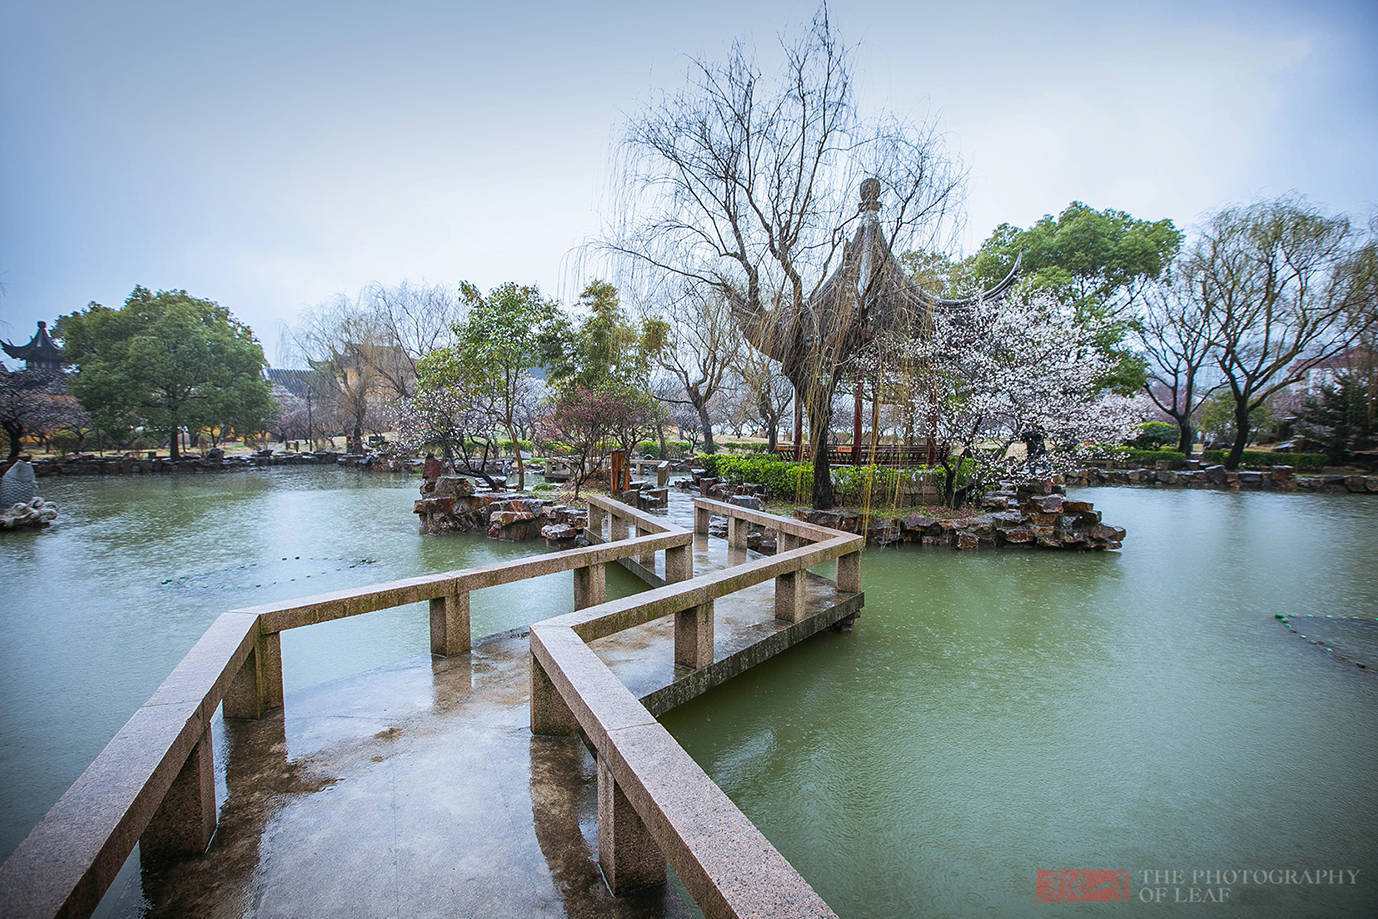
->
<box><xmin>0</xmin><ymin>511</ymin><xmax>691</xmax><ymax>919</ymax></box>
<box><xmin>528</xmin><ymin>496</ymin><xmax>862</xmax><ymax>918</ymax></box>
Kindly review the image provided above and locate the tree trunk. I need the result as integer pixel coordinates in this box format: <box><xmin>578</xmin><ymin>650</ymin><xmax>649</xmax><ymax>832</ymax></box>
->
<box><xmin>168</xmin><ymin>426</ymin><xmax>181</xmax><ymax>460</ymax></box>
<box><xmin>4</xmin><ymin>420</ymin><xmax>21</xmax><ymax>460</ymax></box>
<box><xmin>1225</xmin><ymin>401</ymin><xmax>1251</xmax><ymax>470</ymax></box>
<box><xmin>1176</xmin><ymin>421</ymin><xmax>1194</xmax><ymax>456</ymax></box>
<box><xmin>807</xmin><ymin>397</ymin><xmax>834</xmax><ymax>508</ymax></box>
<box><xmin>696</xmin><ymin>400</ymin><xmax>716</xmax><ymax>454</ymax></box>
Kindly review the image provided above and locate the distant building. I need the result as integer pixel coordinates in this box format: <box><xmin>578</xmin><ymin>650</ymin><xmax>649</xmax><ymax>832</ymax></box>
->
<box><xmin>1286</xmin><ymin>349</ymin><xmax>1374</xmax><ymax>396</ymax></box>
<box><xmin>264</xmin><ymin>368</ymin><xmax>318</xmax><ymax>397</ymax></box>
<box><xmin>1</xmin><ymin>321</ymin><xmax>67</xmax><ymax>371</ymax></box>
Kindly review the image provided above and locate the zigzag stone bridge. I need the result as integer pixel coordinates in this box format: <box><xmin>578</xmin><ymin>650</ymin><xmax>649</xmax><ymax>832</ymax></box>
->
<box><xmin>0</xmin><ymin>490</ymin><xmax>863</xmax><ymax>918</ymax></box>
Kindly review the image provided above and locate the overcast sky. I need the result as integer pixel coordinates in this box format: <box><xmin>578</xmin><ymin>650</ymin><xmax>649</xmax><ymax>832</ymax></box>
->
<box><xmin>2</xmin><ymin>0</ymin><xmax>1375</xmax><ymax>366</ymax></box>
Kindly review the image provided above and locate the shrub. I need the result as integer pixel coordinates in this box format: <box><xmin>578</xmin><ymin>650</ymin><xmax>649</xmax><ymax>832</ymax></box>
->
<box><xmin>1199</xmin><ymin>450</ymin><xmax>1326</xmax><ymax>470</ymax></box>
<box><xmin>1131</xmin><ymin>421</ymin><xmax>1178</xmax><ymax>449</ymax></box>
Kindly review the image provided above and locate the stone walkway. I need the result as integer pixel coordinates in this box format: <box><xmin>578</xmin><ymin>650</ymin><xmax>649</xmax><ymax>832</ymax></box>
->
<box><xmin>106</xmin><ymin>489</ymin><xmax>851</xmax><ymax>918</ymax></box>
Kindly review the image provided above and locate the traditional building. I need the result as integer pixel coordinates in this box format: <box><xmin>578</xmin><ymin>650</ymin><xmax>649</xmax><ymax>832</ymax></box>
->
<box><xmin>2</xmin><ymin>321</ymin><xmax>67</xmax><ymax>371</ymax></box>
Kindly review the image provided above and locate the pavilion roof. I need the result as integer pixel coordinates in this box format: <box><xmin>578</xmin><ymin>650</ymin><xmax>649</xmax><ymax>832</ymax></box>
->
<box><xmin>731</xmin><ymin>179</ymin><xmax>1020</xmax><ymax>369</ymax></box>
<box><xmin>1</xmin><ymin>321</ymin><xmax>66</xmax><ymax>369</ymax></box>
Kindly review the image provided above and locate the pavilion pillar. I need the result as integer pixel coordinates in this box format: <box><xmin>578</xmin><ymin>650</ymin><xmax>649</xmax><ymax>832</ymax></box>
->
<box><xmin>852</xmin><ymin>380</ymin><xmax>864</xmax><ymax>466</ymax></box>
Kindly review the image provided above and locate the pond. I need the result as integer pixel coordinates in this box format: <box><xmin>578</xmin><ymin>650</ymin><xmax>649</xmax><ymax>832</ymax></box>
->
<box><xmin>662</xmin><ymin>487</ymin><xmax>1378</xmax><ymax>915</ymax></box>
<box><xmin>2</xmin><ymin>473</ymin><xmax>1375</xmax><ymax>915</ymax></box>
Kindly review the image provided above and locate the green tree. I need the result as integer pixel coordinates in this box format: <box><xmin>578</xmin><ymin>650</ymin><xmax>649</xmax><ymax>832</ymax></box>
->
<box><xmin>1296</xmin><ymin>374</ymin><xmax>1375</xmax><ymax>465</ymax></box>
<box><xmin>56</xmin><ymin>288</ymin><xmax>274</xmax><ymax>459</ymax></box>
<box><xmin>423</xmin><ymin>282</ymin><xmax>562</xmax><ymax>490</ymax></box>
<box><xmin>966</xmin><ymin>202</ymin><xmax>1184</xmax><ymax>392</ymax></box>
<box><xmin>548</xmin><ymin>281</ymin><xmax>666</xmax><ymax>391</ymax></box>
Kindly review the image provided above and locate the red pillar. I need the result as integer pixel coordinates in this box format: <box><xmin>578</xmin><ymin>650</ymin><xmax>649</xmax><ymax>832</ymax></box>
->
<box><xmin>852</xmin><ymin>380</ymin><xmax>864</xmax><ymax>466</ymax></box>
<box><xmin>793</xmin><ymin>388</ymin><xmax>803</xmax><ymax>461</ymax></box>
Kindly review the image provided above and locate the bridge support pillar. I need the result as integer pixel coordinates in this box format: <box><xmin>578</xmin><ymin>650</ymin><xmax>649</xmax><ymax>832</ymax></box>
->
<box><xmin>665</xmin><ymin>544</ymin><xmax>692</xmax><ymax>583</ymax></box>
<box><xmin>675</xmin><ymin>601</ymin><xmax>713</xmax><ymax>669</ymax></box>
<box><xmin>837</xmin><ymin>550</ymin><xmax>862</xmax><ymax>593</ymax></box>
<box><xmin>141</xmin><ymin>723</ymin><xmax>215</xmax><ymax>864</ymax></box>
<box><xmin>598</xmin><ymin>756</ymin><xmax>666</xmax><ymax>893</ymax></box>
<box><xmin>774</xmin><ymin>569</ymin><xmax>807</xmax><ymax>623</ymax></box>
<box><xmin>727</xmin><ymin>516</ymin><xmax>748</xmax><ymax>549</ymax></box>
<box><xmin>430</xmin><ymin>590</ymin><xmax>471</xmax><ymax>656</ymax></box>
<box><xmin>530</xmin><ymin>656</ymin><xmax>577</xmax><ymax>736</ymax></box>
<box><xmin>573</xmin><ymin>563</ymin><xmax>607</xmax><ymax>610</ymax></box>
<box><xmin>694</xmin><ymin>505</ymin><xmax>711</xmax><ymax>535</ymax></box>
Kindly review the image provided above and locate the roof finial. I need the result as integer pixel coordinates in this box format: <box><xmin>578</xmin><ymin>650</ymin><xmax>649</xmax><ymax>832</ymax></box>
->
<box><xmin>859</xmin><ymin>178</ymin><xmax>881</xmax><ymax>213</ymax></box>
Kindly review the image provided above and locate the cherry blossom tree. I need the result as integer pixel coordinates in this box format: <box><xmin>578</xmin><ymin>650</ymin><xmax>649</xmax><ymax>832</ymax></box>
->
<box><xmin>867</xmin><ymin>292</ymin><xmax>1137</xmax><ymax>506</ymax></box>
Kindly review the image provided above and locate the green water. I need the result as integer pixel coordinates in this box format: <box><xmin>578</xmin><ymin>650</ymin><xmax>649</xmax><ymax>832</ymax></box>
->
<box><xmin>662</xmin><ymin>488</ymin><xmax>1378</xmax><ymax>916</ymax></box>
<box><xmin>3</xmin><ymin>474</ymin><xmax>1376</xmax><ymax>916</ymax></box>
<box><xmin>0</xmin><ymin>467</ymin><xmax>644</xmax><ymax>860</ymax></box>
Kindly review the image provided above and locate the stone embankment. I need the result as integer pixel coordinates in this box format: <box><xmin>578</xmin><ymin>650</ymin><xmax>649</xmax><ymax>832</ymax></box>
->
<box><xmin>1068</xmin><ymin>464</ymin><xmax>1378</xmax><ymax>494</ymax></box>
<box><xmin>413</xmin><ymin>475</ymin><xmax>587</xmax><ymax>542</ymax></box>
<box><xmin>685</xmin><ymin>473</ymin><xmax>1124</xmax><ymax>551</ymax></box>
<box><xmin>22</xmin><ymin>449</ymin><xmax>405</xmax><ymax>477</ymax></box>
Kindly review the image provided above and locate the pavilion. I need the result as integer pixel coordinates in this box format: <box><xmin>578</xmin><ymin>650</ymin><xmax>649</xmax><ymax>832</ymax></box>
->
<box><xmin>2</xmin><ymin>321</ymin><xmax>67</xmax><ymax>371</ymax></box>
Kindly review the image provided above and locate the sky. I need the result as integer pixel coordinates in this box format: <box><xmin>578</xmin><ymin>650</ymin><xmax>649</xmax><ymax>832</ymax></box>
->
<box><xmin>2</xmin><ymin>0</ymin><xmax>1375</xmax><ymax>366</ymax></box>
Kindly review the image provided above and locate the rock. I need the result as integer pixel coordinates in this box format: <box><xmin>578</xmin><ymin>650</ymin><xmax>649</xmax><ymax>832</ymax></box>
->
<box><xmin>729</xmin><ymin>494</ymin><xmax>765</xmax><ymax>511</ymax></box>
<box><xmin>434</xmin><ymin>475</ymin><xmax>476</xmax><ymax>497</ymax></box>
<box><xmin>901</xmin><ymin>512</ymin><xmax>938</xmax><ymax>531</ymax></box>
<box><xmin>540</xmin><ymin>523</ymin><xmax>579</xmax><ymax>545</ymax></box>
<box><xmin>1366</xmin><ymin>476</ymin><xmax>1378</xmax><ymax>493</ymax></box>
<box><xmin>1345</xmin><ymin>475</ymin><xmax>1368</xmax><ymax>493</ymax></box>
<box><xmin>1064</xmin><ymin>500</ymin><xmax>1094</xmax><ymax>513</ymax></box>
<box><xmin>1000</xmin><ymin>526</ymin><xmax>1035</xmax><ymax>543</ymax></box>
<box><xmin>1026</xmin><ymin>494</ymin><xmax>1064</xmax><ymax>514</ymax></box>
<box><xmin>955</xmin><ymin>532</ymin><xmax>981</xmax><ymax>550</ymax></box>
<box><xmin>1090</xmin><ymin>523</ymin><xmax>1127</xmax><ymax>542</ymax></box>
<box><xmin>1239</xmin><ymin>471</ymin><xmax>1265</xmax><ymax>489</ymax></box>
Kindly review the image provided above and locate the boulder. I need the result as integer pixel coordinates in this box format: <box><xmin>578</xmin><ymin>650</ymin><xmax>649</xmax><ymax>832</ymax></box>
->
<box><xmin>1345</xmin><ymin>475</ymin><xmax>1368</xmax><ymax>493</ymax></box>
<box><xmin>540</xmin><ymin>523</ymin><xmax>579</xmax><ymax>545</ymax></box>
<box><xmin>902</xmin><ymin>512</ymin><xmax>938</xmax><ymax>531</ymax></box>
<box><xmin>729</xmin><ymin>494</ymin><xmax>765</xmax><ymax>511</ymax></box>
<box><xmin>1026</xmin><ymin>494</ymin><xmax>1064</xmax><ymax>514</ymax></box>
<box><xmin>434</xmin><ymin>476</ymin><xmax>476</xmax><ymax>497</ymax></box>
<box><xmin>1000</xmin><ymin>526</ymin><xmax>1035</xmax><ymax>544</ymax></box>
<box><xmin>955</xmin><ymin>532</ymin><xmax>981</xmax><ymax>550</ymax></box>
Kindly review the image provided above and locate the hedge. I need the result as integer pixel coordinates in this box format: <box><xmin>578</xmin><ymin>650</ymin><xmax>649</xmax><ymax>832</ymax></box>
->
<box><xmin>1199</xmin><ymin>450</ymin><xmax>1326</xmax><ymax>470</ymax></box>
<box><xmin>701</xmin><ymin>454</ymin><xmax>971</xmax><ymax>504</ymax></box>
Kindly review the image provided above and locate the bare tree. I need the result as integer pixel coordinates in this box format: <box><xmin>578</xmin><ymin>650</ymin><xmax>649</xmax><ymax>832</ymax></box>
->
<box><xmin>726</xmin><ymin>349</ymin><xmax>793</xmax><ymax>452</ymax></box>
<box><xmin>1191</xmin><ymin>197</ymin><xmax>1377</xmax><ymax>468</ymax></box>
<box><xmin>646</xmin><ymin>283</ymin><xmax>740</xmax><ymax>452</ymax></box>
<box><xmin>366</xmin><ymin>280</ymin><xmax>466</xmax><ymax>401</ymax></box>
<box><xmin>290</xmin><ymin>295</ymin><xmax>387</xmax><ymax>451</ymax></box>
<box><xmin>607</xmin><ymin>10</ymin><xmax>964</xmax><ymax>506</ymax></box>
<box><xmin>1137</xmin><ymin>272</ymin><xmax>1223</xmax><ymax>454</ymax></box>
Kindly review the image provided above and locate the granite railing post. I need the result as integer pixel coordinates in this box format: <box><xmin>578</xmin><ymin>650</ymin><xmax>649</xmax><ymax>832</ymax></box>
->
<box><xmin>573</xmin><ymin>563</ymin><xmax>607</xmax><ymax>610</ymax></box>
<box><xmin>634</xmin><ymin>525</ymin><xmax>655</xmax><ymax>570</ymax></box>
<box><xmin>430</xmin><ymin>588</ymin><xmax>471</xmax><ymax>656</ymax></box>
<box><xmin>694</xmin><ymin>505</ymin><xmax>711</xmax><ymax>535</ymax></box>
<box><xmin>774</xmin><ymin>569</ymin><xmax>807</xmax><ymax>623</ymax></box>
<box><xmin>727</xmin><ymin>515</ymin><xmax>748</xmax><ymax>549</ymax></box>
<box><xmin>530</xmin><ymin>656</ymin><xmax>577</xmax><ymax>736</ymax></box>
<box><xmin>257</xmin><ymin>631</ymin><xmax>284</xmax><ymax>712</ymax></box>
<box><xmin>224</xmin><ymin>640</ymin><xmax>265</xmax><ymax>719</ymax></box>
<box><xmin>588</xmin><ymin>503</ymin><xmax>605</xmax><ymax>540</ymax></box>
<box><xmin>610</xmin><ymin>512</ymin><xmax>630</xmax><ymax>542</ymax></box>
<box><xmin>664</xmin><ymin>544</ymin><xmax>692</xmax><ymax>583</ymax></box>
<box><xmin>597</xmin><ymin>756</ymin><xmax>667</xmax><ymax>893</ymax></box>
<box><xmin>837</xmin><ymin>549</ymin><xmax>862</xmax><ymax>593</ymax></box>
<box><xmin>674</xmin><ymin>601</ymin><xmax>714</xmax><ymax>669</ymax></box>
<box><xmin>141</xmin><ymin>725</ymin><xmax>215</xmax><ymax>864</ymax></box>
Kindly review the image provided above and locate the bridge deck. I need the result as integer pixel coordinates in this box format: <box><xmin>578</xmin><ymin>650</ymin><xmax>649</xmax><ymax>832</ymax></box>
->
<box><xmin>102</xmin><ymin>489</ymin><xmax>855</xmax><ymax>918</ymax></box>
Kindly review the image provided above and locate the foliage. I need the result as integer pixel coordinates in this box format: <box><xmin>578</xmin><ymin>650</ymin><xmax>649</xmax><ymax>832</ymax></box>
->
<box><xmin>966</xmin><ymin>201</ymin><xmax>1183</xmax><ymax>393</ymax></box>
<box><xmin>0</xmin><ymin>368</ymin><xmax>88</xmax><ymax>459</ymax></box>
<box><xmin>1293</xmin><ymin>374</ymin><xmax>1375</xmax><ymax>464</ymax></box>
<box><xmin>1198</xmin><ymin>390</ymin><xmax>1271</xmax><ymax>448</ymax></box>
<box><xmin>539</xmin><ymin>384</ymin><xmax>662</xmax><ymax>495</ymax></box>
<box><xmin>863</xmin><ymin>291</ymin><xmax>1138</xmax><ymax>506</ymax></box>
<box><xmin>57</xmin><ymin>288</ymin><xmax>274</xmax><ymax>459</ymax></box>
<box><xmin>610</xmin><ymin>10</ymin><xmax>965</xmax><ymax>509</ymax></box>
<box><xmin>1098</xmin><ymin>447</ymin><xmax>1189</xmax><ymax>469</ymax></box>
<box><xmin>1198</xmin><ymin>449</ymin><xmax>1326</xmax><ymax>470</ymax></box>
<box><xmin>1186</xmin><ymin>197</ymin><xmax>1376</xmax><ymax>468</ymax></box>
<box><xmin>426</xmin><ymin>281</ymin><xmax>561</xmax><ymax>489</ymax></box>
<box><xmin>543</xmin><ymin>281</ymin><xmax>663</xmax><ymax>392</ymax></box>
<box><xmin>1130</xmin><ymin>421</ymin><xmax>1179</xmax><ymax>449</ymax></box>
<box><xmin>701</xmin><ymin>454</ymin><xmax>970</xmax><ymax>508</ymax></box>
